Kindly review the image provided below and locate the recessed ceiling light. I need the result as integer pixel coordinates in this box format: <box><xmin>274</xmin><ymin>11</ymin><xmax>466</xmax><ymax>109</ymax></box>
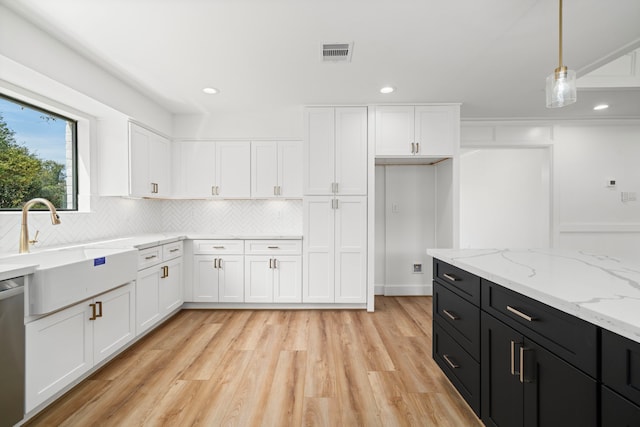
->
<box><xmin>380</xmin><ymin>86</ymin><xmax>395</xmax><ymax>94</ymax></box>
<box><xmin>593</xmin><ymin>104</ymin><xmax>609</xmax><ymax>111</ymax></box>
<box><xmin>202</xmin><ymin>87</ymin><xmax>219</xmax><ymax>95</ymax></box>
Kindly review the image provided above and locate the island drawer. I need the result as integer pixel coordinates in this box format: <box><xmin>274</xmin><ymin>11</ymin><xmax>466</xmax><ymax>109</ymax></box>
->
<box><xmin>433</xmin><ymin>259</ymin><xmax>481</xmax><ymax>305</ymax></box>
<box><xmin>602</xmin><ymin>329</ymin><xmax>640</xmax><ymax>406</ymax></box>
<box><xmin>602</xmin><ymin>385</ymin><xmax>640</xmax><ymax>426</ymax></box>
<box><xmin>482</xmin><ymin>280</ymin><xmax>598</xmax><ymax>377</ymax></box>
<box><xmin>434</xmin><ymin>282</ymin><xmax>480</xmax><ymax>361</ymax></box>
<box><xmin>433</xmin><ymin>322</ymin><xmax>480</xmax><ymax>416</ymax></box>
<box><xmin>192</xmin><ymin>240</ymin><xmax>244</xmax><ymax>255</ymax></box>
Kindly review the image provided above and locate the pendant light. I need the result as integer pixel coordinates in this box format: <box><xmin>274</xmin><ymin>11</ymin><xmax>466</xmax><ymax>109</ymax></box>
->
<box><xmin>546</xmin><ymin>0</ymin><xmax>576</xmax><ymax>108</ymax></box>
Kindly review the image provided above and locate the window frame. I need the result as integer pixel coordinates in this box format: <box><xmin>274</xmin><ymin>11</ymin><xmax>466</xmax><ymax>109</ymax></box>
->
<box><xmin>0</xmin><ymin>93</ymin><xmax>79</xmax><ymax>211</ymax></box>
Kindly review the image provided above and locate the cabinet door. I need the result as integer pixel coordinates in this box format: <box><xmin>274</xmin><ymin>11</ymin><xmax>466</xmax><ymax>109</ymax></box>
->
<box><xmin>216</xmin><ymin>141</ymin><xmax>251</xmax><ymax>198</ymax></box>
<box><xmin>374</xmin><ymin>106</ymin><xmax>415</xmax><ymax>156</ymax></box>
<box><xmin>26</xmin><ymin>301</ymin><xmax>93</xmax><ymax>412</ymax></box>
<box><xmin>129</xmin><ymin>123</ymin><xmax>152</xmax><ymax>197</ymax></box>
<box><xmin>148</xmin><ymin>132</ymin><xmax>171</xmax><ymax>197</ymax></box>
<box><xmin>522</xmin><ymin>338</ymin><xmax>597</xmax><ymax>427</ymax></box>
<box><xmin>335</xmin><ymin>107</ymin><xmax>367</xmax><ymax>195</ymax></box>
<box><xmin>303</xmin><ymin>197</ymin><xmax>335</xmax><ymax>302</ymax></box>
<box><xmin>273</xmin><ymin>255</ymin><xmax>302</xmax><ymax>303</ymax></box>
<box><xmin>304</xmin><ymin>108</ymin><xmax>335</xmax><ymax>195</ymax></box>
<box><xmin>251</xmin><ymin>141</ymin><xmax>279</xmax><ymax>197</ymax></box>
<box><xmin>602</xmin><ymin>386</ymin><xmax>640</xmax><ymax>427</ymax></box>
<box><xmin>481</xmin><ymin>312</ymin><xmax>524</xmax><ymax>427</ymax></box>
<box><xmin>218</xmin><ymin>255</ymin><xmax>244</xmax><ymax>302</ymax></box>
<box><xmin>414</xmin><ymin>105</ymin><xmax>457</xmax><ymax>156</ymax></box>
<box><xmin>136</xmin><ymin>265</ymin><xmax>162</xmax><ymax>335</ymax></box>
<box><xmin>244</xmin><ymin>256</ymin><xmax>273</xmax><ymax>302</ymax></box>
<box><xmin>93</xmin><ymin>284</ymin><xmax>135</xmax><ymax>365</ymax></box>
<box><xmin>159</xmin><ymin>257</ymin><xmax>183</xmax><ymax>315</ymax></box>
<box><xmin>278</xmin><ymin>141</ymin><xmax>303</xmax><ymax>198</ymax></box>
<box><xmin>174</xmin><ymin>141</ymin><xmax>216</xmax><ymax>197</ymax></box>
<box><xmin>334</xmin><ymin>196</ymin><xmax>367</xmax><ymax>303</ymax></box>
<box><xmin>193</xmin><ymin>255</ymin><xmax>219</xmax><ymax>302</ymax></box>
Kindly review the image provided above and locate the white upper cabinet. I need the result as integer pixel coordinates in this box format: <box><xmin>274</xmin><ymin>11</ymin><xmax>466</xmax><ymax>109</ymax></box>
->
<box><xmin>374</xmin><ymin>105</ymin><xmax>459</xmax><ymax>157</ymax></box>
<box><xmin>216</xmin><ymin>141</ymin><xmax>251</xmax><ymax>198</ymax></box>
<box><xmin>304</xmin><ymin>107</ymin><xmax>367</xmax><ymax>196</ymax></box>
<box><xmin>129</xmin><ymin>122</ymin><xmax>171</xmax><ymax>197</ymax></box>
<box><xmin>251</xmin><ymin>141</ymin><xmax>302</xmax><ymax>198</ymax></box>
<box><xmin>173</xmin><ymin>141</ymin><xmax>250</xmax><ymax>198</ymax></box>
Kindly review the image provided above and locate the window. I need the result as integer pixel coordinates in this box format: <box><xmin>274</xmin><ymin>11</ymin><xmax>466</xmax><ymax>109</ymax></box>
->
<box><xmin>0</xmin><ymin>94</ymin><xmax>77</xmax><ymax>210</ymax></box>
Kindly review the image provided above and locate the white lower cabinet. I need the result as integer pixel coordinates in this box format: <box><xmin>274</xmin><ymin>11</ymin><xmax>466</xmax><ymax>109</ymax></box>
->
<box><xmin>25</xmin><ymin>283</ymin><xmax>135</xmax><ymax>412</ymax></box>
<box><xmin>135</xmin><ymin>241</ymin><xmax>183</xmax><ymax>335</ymax></box>
<box><xmin>193</xmin><ymin>255</ymin><xmax>245</xmax><ymax>302</ymax></box>
<box><xmin>303</xmin><ymin>196</ymin><xmax>367</xmax><ymax>303</ymax></box>
<box><xmin>245</xmin><ymin>255</ymin><xmax>302</xmax><ymax>303</ymax></box>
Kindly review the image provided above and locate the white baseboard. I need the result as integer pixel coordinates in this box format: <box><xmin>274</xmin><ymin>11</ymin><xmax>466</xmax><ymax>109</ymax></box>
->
<box><xmin>378</xmin><ymin>284</ymin><xmax>433</xmax><ymax>296</ymax></box>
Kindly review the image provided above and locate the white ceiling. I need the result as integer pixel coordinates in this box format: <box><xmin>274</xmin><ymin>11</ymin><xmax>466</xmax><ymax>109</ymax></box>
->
<box><xmin>4</xmin><ymin>0</ymin><xmax>640</xmax><ymax>120</ymax></box>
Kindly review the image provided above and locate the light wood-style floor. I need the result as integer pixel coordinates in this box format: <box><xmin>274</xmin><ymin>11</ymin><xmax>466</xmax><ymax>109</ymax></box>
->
<box><xmin>26</xmin><ymin>296</ymin><xmax>482</xmax><ymax>426</ymax></box>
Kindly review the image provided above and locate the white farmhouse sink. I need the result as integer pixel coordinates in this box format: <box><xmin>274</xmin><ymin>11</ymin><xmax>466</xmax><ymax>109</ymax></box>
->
<box><xmin>0</xmin><ymin>246</ymin><xmax>138</xmax><ymax>315</ymax></box>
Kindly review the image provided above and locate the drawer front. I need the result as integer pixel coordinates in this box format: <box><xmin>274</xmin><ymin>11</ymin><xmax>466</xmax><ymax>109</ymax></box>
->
<box><xmin>162</xmin><ymin>241</ymin><xmax>183</xmax><ymax>261</ymax></box>
<box><xmin>244</xmin><ymin>240</ymin><xmax>302</xmax><ymax>255</ymax></box>
<box><xmin>602</xmin><ymin>386</ymin><xmax>640</xmax><ymax>427</ymax></box>
<box><xmin>433</xmin><ymin>259</ymin><xmax>480</xmax><ymax>306</ymax></box>
<box><xmin>138</xmin><ymin>246</ymin><xmax>163</xmax><ymax>269</ymax></box>
<box><xmin>602</xmin><ymin>329</ymin><xmax>640</xmax><ymax>406</ymax></box>
<box><xmin>433</xmin><ymin>282</ymin><xmax>480</xmax><ymax>361</ymax></box>
<box><xmin>193</xmin><ymin>240</ymin><xmax>244</xmax><ymax>255</ymax></box>
<box><xmin>433</xmin><ymin>322</ymin><xmax>480</xmax><ymax>416</ymax></box>
<box><xmin>482</xmin><ymin>280</ymin><xmax>598</xmax><ymax>377</ymax></box>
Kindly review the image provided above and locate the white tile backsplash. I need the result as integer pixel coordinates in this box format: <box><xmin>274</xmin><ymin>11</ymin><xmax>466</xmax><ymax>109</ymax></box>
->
<box><xmin>0</xmin><ymin>197</ymin><xmax>302</xmax><ymax>253</ymax></box>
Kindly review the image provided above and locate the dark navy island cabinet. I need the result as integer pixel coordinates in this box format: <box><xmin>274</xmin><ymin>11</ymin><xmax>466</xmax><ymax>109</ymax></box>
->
<box><xmin>431</xmin><ymin>258</ymin><xmax>616</xmax><ymax>427</ymax></box>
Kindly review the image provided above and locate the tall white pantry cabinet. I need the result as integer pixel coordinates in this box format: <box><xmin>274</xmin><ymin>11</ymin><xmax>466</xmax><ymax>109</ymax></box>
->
<box><xmin>303</xmin><ymin>107</ymin><xmax>368</xmax><ymax>304</ymax></box>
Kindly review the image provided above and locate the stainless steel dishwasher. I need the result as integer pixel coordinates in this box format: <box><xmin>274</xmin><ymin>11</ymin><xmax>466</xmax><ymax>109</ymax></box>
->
<box><xmin>0</xmin><ymin>276</ymin><xmax>25</xmax><ymax>427</ymax></box>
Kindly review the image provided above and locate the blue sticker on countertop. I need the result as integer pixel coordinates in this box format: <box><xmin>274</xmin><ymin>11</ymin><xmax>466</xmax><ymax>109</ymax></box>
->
<box><xmin>94</xmin><ymin>257</ymin><xmax>106</xmax><ymax>266</ymax></box>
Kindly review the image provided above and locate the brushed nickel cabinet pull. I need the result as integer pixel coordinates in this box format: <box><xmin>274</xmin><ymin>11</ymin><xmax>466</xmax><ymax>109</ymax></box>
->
<box><xmin>277</xmin><ymin>186</ymin><xmax>281</xmax><ymax>195</ymax></box>
<box><xmin>442</xmin><ymin>354</ymin><xmax>459</xmax><ymax>369</ymax></box>
<box><xmin>442</xmin><ymin>309</ymin><xmax>459</xmax><ymax>320</ymax></box>
<box><xmin>89</xmin><ymin>303</ymin><xmax>97</xmax><ymax>320</ymax></box>
<box><xmin>212</xmin><ymin>186</ymin><xmax>216</xmax><ymax>196</ymax></box>
<box><xmin>443</xmin><ymin>273</ymin><xmax>459</xmax><ymax>282</ymax></box>
<box><xmin>510</xmin><ymin>340</ymin><xmax>516</xmax><ymax>375</ymax></box>
<box><xmin>213</xmin><ymin>246</ymin><xmax>225</xmax><ymax>249</ymax></box>
<box><xmin>520</xmin><ymin>347</ymin><xmax>525</xmax><ymax>383</ymax></box>
<box><xmin>169</xmin><ymin>248</ymin><xmax>180</xmax><ymax>253</ymax></box>
<box><xmin>416</xmin><ymin>142</ymin><xmax>420</xmax><ymax>154</ymax></box>
<box><xmin>96</xmin><ymin>301</ymin><xmax>103</xmax><ymax>318</ymax></box>
<box><xmin>411</xmin><ymin>142</ymin><xmax>415</xmax><ymax>154</ymax></box>
<box><xmin>269</xmin><ymin>259</ymin><xmax>273</xmax><ymax>269</ymax></box>
<box><xmin>267</xmin><ymin>246</ymin><xmax>279</xmax><ymax>249</ymax></box>
<box><xmin>144</xmin><ymin>255</ymin><xmax>157</xmax><ymax>260</ymax></box>
<box><xmin>218</xmin><ymin>258</ymin><xmax>222</xmax><ymax>269</ymax></box>
<box><xmin>335</xmin><ymin>182</ymin><xmax>339</xmax><ymax>193</ymax></box>
<box><xmin>507</xmin><ymin>305</ymin><xmax>536</xmax><ymax>322</ymax></box>
<box><xmin>213</xmin><ymin>259</ymin><xmax>218</xmax><ymax>269</ymax></box>
<box><xmin>273</xmin><ymin>258</ymin><xmax>277</xmax><ymax>269</ymax></box>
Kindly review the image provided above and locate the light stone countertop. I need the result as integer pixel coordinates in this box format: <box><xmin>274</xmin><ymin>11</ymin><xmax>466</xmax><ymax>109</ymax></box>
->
<box><xmin>427</xmin><ymin>248</ymin><xmax>640</xmax><ymax>343</ymax></box>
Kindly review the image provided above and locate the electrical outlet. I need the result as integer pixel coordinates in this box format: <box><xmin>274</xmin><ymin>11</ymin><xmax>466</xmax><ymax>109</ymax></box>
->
<box><xmin>413</xmin><ymin>263</ymin><xmax>422</xmax><ymax>273</ymax></box>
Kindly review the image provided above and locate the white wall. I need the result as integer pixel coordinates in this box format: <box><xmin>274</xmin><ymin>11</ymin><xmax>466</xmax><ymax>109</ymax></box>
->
<box><xmin>173</xmin><ymin>107</ymin><xmax>303</xmax><ymax>140</ymax></box>
<box><xmin>554</xmin><ymin>123</ymin><xmax>640</xmax><ymax>258</ymax></box>
<box><xmin>461</xmin><ymin>121</ymin><xmax>640</xmax><ymax>259</ymax></box>
<box><xmin>460</xmin><ymin>148</ymin><xmax>550</xmax><ymax>248</ymax></box>
<box><xmin>375</xmin><ymin>165</ymin><xmax>437</xmax><ymax>295</ymax></box>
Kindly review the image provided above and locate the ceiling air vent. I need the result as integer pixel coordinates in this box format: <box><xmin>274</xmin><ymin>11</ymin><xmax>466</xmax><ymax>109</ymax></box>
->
<box><xmin>322</xmin><ymin>43</ymin><xmax>353</xmax><ymax>62</ymax></box>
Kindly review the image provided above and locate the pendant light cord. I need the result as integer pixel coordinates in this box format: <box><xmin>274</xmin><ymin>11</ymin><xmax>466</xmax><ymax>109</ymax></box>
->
<box><xmin>558</xmin><ymin>0</ymin><xmax>563</xmax><ymax>69</ymax></box>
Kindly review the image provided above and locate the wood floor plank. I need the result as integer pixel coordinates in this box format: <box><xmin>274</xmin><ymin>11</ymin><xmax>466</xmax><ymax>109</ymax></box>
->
<box><xmin>25</xmin><ymin>297</ymin><xmax>482</xmax><ymax>427</ymax></box>
<box><xmin>303</xmin><ymin>311</ymin><xmax>336</xmax><ymax>398</ymax></box>
<box><xmin>260</xmin><ymin>350</ymin><xmax>307</xmax><ymax>427</ymax></box>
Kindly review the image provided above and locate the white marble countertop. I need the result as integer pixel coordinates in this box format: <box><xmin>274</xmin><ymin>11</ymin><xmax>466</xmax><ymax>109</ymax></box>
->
<box><xmin>0</xmin><ymin>233</ymin><xmax>303</xmax><ymax>279</ymax></box>
<box><xmin>427</xmin><ymin>248</ymin><xmax>640</xmax><ymax>343</ymax></box>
